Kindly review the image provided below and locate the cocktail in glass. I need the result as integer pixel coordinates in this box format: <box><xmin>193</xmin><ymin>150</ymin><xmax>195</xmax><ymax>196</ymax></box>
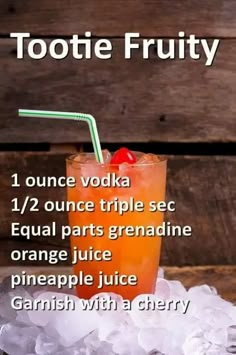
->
<box><xmin>66</xmin><ymin>151</ymin><xmax>167</xmax><ymax>300</ymax></box>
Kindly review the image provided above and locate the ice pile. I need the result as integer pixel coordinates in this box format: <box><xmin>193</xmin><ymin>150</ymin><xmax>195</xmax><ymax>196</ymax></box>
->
<box><xmin>0</xmin><ymin>269</ymin><xmax>236</xmax><ymax>355</ymax></box>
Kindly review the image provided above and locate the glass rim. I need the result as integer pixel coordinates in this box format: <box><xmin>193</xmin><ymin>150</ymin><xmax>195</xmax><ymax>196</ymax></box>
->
<box><xmin>66</xmin><ymin>151</ymin><xmax>167</xmax><ymax>167</ymax></box>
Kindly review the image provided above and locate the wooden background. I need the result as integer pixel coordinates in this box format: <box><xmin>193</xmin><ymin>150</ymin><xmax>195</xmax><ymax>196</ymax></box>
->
<box><xmin>0</xmin><ymin>0</ymin><xmax>235</xmax><ymax>267</ymax></box>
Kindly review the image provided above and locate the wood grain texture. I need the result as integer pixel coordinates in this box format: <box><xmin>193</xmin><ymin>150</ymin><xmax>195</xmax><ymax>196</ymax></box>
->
<box><xmin>0</xmin><ymin>152</ymin><xmax>235</xmax><ymax>266</ymax></box>
<box><xmin>0</xmin><ymin>0</ymin><xmax>236</xmax><ymax>37</ymax></box>
<box><xmin>0</xmin><ymin>266</ymin><xmax>235</xmax><ymax>303</ymax></box>
<box><xmin>0</xmin><ymin>39</ymin><xmax>236</xmax><ymax>143</ymax></box>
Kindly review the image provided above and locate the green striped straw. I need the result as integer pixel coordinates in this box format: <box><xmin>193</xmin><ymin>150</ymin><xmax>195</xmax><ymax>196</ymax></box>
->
<box><xmin>18</xmin><ymin>109</ymin><xmax>104</xmax><ymax>163</ymax></box>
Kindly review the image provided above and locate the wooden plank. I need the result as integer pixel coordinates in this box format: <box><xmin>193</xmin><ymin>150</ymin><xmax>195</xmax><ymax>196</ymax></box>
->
<box><xmin>0</xmin><ymin>39</ymin><xmax>236</xmax><ymax>143</ymax></box>
<box><xmin>0</xmin><ymin>266</ymin><xmax>235</xmax><ymax>303</ymax></box>
<box><xmin>0</xmin><ymin>152</ymin><xmax>235</xmax><ymax>266</ymax></box>
<box><xmin>0</xmin><ymin>0</ymin><xmax>236</xmax><ymax>37</ymax></box>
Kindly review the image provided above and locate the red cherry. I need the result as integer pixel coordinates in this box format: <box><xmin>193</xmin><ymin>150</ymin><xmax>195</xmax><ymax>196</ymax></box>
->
<box><xmin>111</xmin><ymin>147</ymin><xmax>137</xmax><ymax>164</ymax></box>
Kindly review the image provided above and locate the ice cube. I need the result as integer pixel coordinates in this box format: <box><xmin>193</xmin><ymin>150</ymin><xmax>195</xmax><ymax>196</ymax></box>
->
<box><xmin>8</xmin><ymin>286</ymin><xmax>34</xmax><ymax>323</ymax></box>
<box><xmin>73</xmin><ymin>150</ymin><xmax>111</xmax><ymax>164</ymax></box>
<box><xmin>28</xmin><ymin>292</ymin><xmax>87</xmax><ymax>329</ymax></box>
<box><xmin>16</xmin><ymin>309</ymin><xmax>32</xmax><ymax>325</ymax></box>
<box><xmin>226</xmin><ymin>325</ymin><xmax>236</xmax><ymax>354</ymax></box>
<box><xmin>102</xmin><ymin>149</ymin><xmax>112</xmax><ymax>163</ymax></box>
<box><xmin>118</xmin><ymin>162</ymin><xmax>130</xmax><ymax>175</ymax></box>
<box><xmin>44</xmin><ymin>293</ymin><xmax>100</xmax><ymax>347</ymax></box>
<box><xmin>205</xmin><ymin>345</ymin><xmax>228</xmax><ymax>355</ymax></box>
<box><xmin>182</xmin><ymin>329</ymin><xmax>211</xmax><ymax>355</ymax></box>
<box><xmin>43</xmin><ymin>322</ymin><xmax>60</xmax><ymax>340</ymax></box>
<box><xmin>229</xmin><ymin>307</ymin><xmax>236</xmax><ymax>323</ymax></box>
<box><xmin>26</xmin><ymin>284</ymin><xmax>49</xmax><ymax>298</ymax></box>
<box><xmin>182</xmin><ymin>329</ymin><xmax>229</xmax><ymax>355</ymax></box>
<box><xmin>39</xmin><ymin>292</ymin><xmax>101</xmax><ymax>347</ymax></box>
<box><xmin>0</xmin><ymin>293</ymin><xmax>17</xmax><ymax>321</ymax></box>
<box><xmin>1</xmin><ymin>273</ymin><xmax>236</xmax><ymax>355</ymax></box>
<box><xmin>83</xmin><ymin>330</ymin><xmax>100</xmax><ymax>350</ymax></box>
<box><xmin>187</xmin><ymin>285</ymin><xmax>233</xmax><ymax>318</ymax></box>
<box><xmin>83</xmin><ymin>329</ymin><xmax>114</xmax><ymax>354</ymax></box>
<box><xmin>56</xmin><ymin>348</ymin><xmax>84</xmax><ymax>355</ymax></box>
<box><xmin>108</xmin><ymin>326</ymin><xmax>145</xmax><ymax>355</ymax></box>
<box><xmin>188</xmin><ymin>284</ymin><xmax>216</xmax><ymax>298</ymax></box>
<box><xmin>162</xmin><ymin>312</ymin><xmax>202</xmax><ymax>345</ymax></box>
<box><xmin>0</xmin><ymin>322</ymin><xmax>40</xmax><ymax>355</ymax></box>
<box><xmin>90</xmin><ymin>292</ymin><xmax>124</xmax><ymax>315</ymax></box>
<box><xmin>154</xmin><ymin>278</ymin><xmax>170</xmax><ymax>300</ymax></box>
<box><xmin>73</xmin><ymin>153</ymin><xmax>96</xmax><ymax>164</ymax></box>
<box><xmin>89</xmin><ymin>292</ymin><xmax>132</xmax><ymax>341</ymax></box>
<box><xmin>140</xmin><ymin>327</ymin><xmax>183</xmax><ymax>354</ymax></box>
<box><xmin>137</xmin><ymin>154</ymin><xmax>162</xmax><ymax>164</ymax></box>
<box><xmin>0</xmin><ymin>277</ymin><xmax>12</xmax><ymax>294</ymax></box>
<box><xmin>35</xmin><ymin>333</ymin><xmax>59</xmax><ymax>355</ymax></box>
<box><xmin>129</xmin><ymin>294</ymin><xmax>163</xmax><ymax>328</ymax></box>
<box><xmin>0</xmin><ymin>316</ymin><xmax>6</xmax><ymax>327</ymax></box>
<box><xmin>98</xmin><ymin>313</ymin><xmax>129</xmax><ymax>342</ymax></box>
<box><xmin>205</xmin><ymin>327</ymin><xmax>227</xmax><ymax>346</ymax></box>
<box><xmin>157</xmin><ymin>267</ymin><xmax>164</xmax><ymax>279</ymax></box>
<box><xmin>168</xmin><ymin>280</ymin><xmax>188</xmax><ymax>298</ymax></box>
<box><xmin>138</xmin><ymin>327</ymin><xmax>169</xmax><ymax>353</ymax></box>
<box><xmin>28</xmin><ymin>293</ymin><xmax>58</xmax><ymax>327</ymax></box>
<box><xmin>202</xmin><ymin>307</ymin><xmax>233</xmax><ymax>329</ymax></box>
<box><xmin>93</xmin><ymin>342</ymin><xmax>114</xmax><ymax>354</ymax></box>
<box><xmin>9</xmin><ymin>285</ymin><xmax>33</xmax><ymax>299</ymax></box>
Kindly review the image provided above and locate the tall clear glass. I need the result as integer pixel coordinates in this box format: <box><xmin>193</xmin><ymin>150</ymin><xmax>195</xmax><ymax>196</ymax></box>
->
<box><xmin>66</xmin><ymin>152</ymin><xmax>167</xmax><ymax>300</ymax></box>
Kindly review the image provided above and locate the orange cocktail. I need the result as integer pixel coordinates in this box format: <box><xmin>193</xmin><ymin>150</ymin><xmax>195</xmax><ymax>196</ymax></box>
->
<box><xmin>66</xmin><ymin>150</ymin><xmax>167</xmax><ymax>300</ymax></box>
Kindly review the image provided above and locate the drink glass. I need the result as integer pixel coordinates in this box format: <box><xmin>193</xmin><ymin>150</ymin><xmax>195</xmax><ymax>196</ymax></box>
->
<box><xmin>66</xmin><ymin>152</ymin><xmax>167</xmax><ymax>300</ymax></box>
